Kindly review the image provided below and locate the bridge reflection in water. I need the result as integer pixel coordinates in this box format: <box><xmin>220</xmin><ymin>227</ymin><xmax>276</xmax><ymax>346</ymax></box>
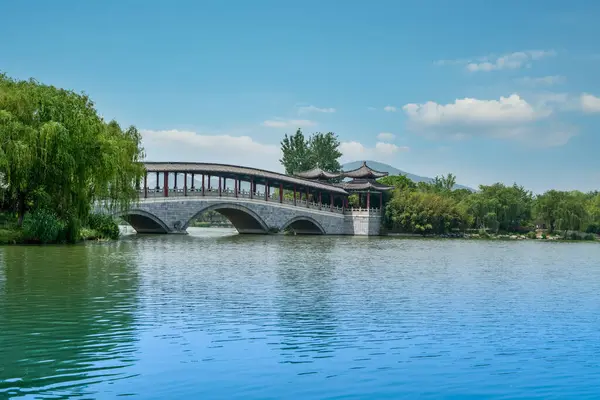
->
<box><xmin>109</xmin><ymin>162</ymin><xmax>384</xmax><ymax>236</ymax></box>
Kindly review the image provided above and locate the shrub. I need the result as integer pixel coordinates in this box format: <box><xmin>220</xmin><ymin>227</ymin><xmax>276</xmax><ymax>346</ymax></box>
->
<box><xmin>584</xmin><ymin>233</ymin><xmax>596</xmax><ymax>241</ymax></box>
<box><xmin>526</xmin><ymin>231</ymin><xmax>537</xmax><ymax>239</ymax></box>
<box><xmin>22</xmin><ymin>209</ymin><xmax>64</xmax><ymax>244</ymax></box>
<box><xmin>87</xmin><ymin>213</ymin><xmax>120</xmax><ymax>240</ymax></box>
<box><xmin>570</xmin><ymin>232</ymin><xmax>580</xmax><ymax>241</ymax></box>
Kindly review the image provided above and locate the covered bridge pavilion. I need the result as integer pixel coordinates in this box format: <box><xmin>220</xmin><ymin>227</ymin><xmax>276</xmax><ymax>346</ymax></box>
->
<box><xmin>141</xmin><ymin>162</ymin><xmax>350</xmax><ymax>210</ymax></box>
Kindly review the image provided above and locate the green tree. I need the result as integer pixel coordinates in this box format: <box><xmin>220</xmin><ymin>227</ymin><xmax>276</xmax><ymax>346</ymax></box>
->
<box><xmin>385</xmin><ymin>190</ymin><xmax>468</xmax><ymax>234</ymax></box>
<box><xmin>279</xmin><ymin>129</ymin><xmax>313</xmax><ymax>175</ymax></box>
<box><xmin>0</xmin><ymin>73</ymin><xmax>144</xmax><ymax>228</ymax></box>
<box><xmin>377</xmin><ymin>175</ymin><xmax>417</xmax><ymax>191</ymax></box>
<box><xmin>279</xmin><ymin>129</ymin><xmax>342</xmax><ymax>175</ymax></box>
<box><xmin>308</xmin><ymin>132</ymin><xmax>342</xmax><ymax>173</ymax></box>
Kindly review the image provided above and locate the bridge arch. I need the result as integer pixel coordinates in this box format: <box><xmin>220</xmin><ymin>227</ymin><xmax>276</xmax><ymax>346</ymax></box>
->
<box><xmin>119</xmin><ymin>209</ymin><xmax>170</xmax><ymax>234</ymax></box>
<box><xmin>183</xmin><ymin>203</ymin><xmax>269</xmax><ymax>234</ymax></box>
<box><xmin>281</xmin><ymin>216</ymin><xmax>325</xmax><ymax>235</ymax></box>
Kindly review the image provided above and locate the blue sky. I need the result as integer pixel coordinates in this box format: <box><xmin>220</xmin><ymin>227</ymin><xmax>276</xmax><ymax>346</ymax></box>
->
<box><xmin>2</xmin><ymin>0</ymin><xmax>600</xmax><ymax>193</ymax></box>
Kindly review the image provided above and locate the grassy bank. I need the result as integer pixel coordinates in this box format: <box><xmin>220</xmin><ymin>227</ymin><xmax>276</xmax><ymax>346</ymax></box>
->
<box><xmin>0</xmin><ymin>212</ymin><xmax>120</xmax><ymax>245</ymax></box>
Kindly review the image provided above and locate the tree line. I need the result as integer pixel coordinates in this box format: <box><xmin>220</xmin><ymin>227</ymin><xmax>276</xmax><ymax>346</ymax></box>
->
<box><xmin>380</xmin><ymin>174</ymin><xmax>600</xmax><ymax>238</ymax></box>
<box><xmin>0</xmin><ymin>73</ymin><xmax>144</xmax><ymax>243</ymax></box>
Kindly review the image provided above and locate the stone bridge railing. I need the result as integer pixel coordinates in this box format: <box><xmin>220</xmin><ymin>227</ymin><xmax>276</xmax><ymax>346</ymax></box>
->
<box><xmin>138</xmin><ymin>188</ymin><xmax>382</xmax><ymax>215</ymax></box>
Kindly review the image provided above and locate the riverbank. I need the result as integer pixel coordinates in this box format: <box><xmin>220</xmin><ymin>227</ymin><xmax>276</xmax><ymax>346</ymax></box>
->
<box><xmin>387</xmin><ymin>231</ymin><xmax>599</xmax><ymax>241</ymax></box>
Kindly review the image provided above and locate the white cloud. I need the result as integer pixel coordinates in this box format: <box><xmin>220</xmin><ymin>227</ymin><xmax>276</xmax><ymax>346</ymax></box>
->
<box><xmin>141</xmin><ymin>129</ymin><xmax>282</xmax><ymax>171</ymax></box>
<box><xmin>403</xmin><ymin>94</ymin><xmax>547</xmax><ymax>126</ymax></box>
<box><xmin>437</xmin><ymin>50</ymin><xmax>556</xmax><ymax>72</ymax></box>
<box><xmin>383</xmin><ymin>105</ymin><xmax>397</xmax><ymax>112</ymax></box>
<box><xmin>581</xmin><ymin>93</ymin><xmax>600</xmax><ymax>113</ymax></box>
<box><xmin>402</xmin><ymin>94</ymin><xmax>575</xmax><ymax>147</ymax></box>
<box><xmin>340</xmin><ymin>140</ymin><xmax>408</xmax><ymax>162</ymax></box>
<box><xmin>517</xmin><ymin>75</ymin><xmax>565</xmax><ymax>86</ymax></box>
<box><xmin>376</xmin><ymin>132</ymin><xmax>396</xmax><ymax>141</ymax></box>
<box><xmin>297</xmin><ymin>105</ymin><xmax>336</xmax><ymax>114</ymax></box>
<box><xmin>261</xmin><ymin>119</ymin><xmax>316</xmax><ymax>128</ymax></box>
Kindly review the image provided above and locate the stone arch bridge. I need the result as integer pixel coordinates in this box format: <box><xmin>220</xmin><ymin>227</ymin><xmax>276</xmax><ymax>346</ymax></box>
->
<box><xmin>98</xmin><ymin>162</ymin><xmax>383</xmax><ymax>236</ymax></box>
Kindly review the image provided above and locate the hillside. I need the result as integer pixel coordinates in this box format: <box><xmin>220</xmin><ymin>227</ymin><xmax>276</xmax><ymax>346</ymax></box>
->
<box><xmin>342</xmin><ymin>160</ymin><xmax>474</xmax><ymax>191</ymax></box>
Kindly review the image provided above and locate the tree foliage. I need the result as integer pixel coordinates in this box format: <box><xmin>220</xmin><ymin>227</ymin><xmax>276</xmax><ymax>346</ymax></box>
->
<box><xmin>0</xmin><ymin>73</ymin><xmax>144</xmax><ymax>232</ymax></box>
<box><xmin>382</xmin><ymin>172</ymin><xmax>598</xmax><ymax>237</ymax></box>
<box><xmin>279</xmin><ymin>129</ymin><xmax>342</xmax><ymax>175</ymax></box>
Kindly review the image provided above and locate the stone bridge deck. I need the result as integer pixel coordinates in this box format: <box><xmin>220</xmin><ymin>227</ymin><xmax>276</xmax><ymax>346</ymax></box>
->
<box><xmin>101</xmin><ymin>189</ymin><xmax>382</xmax><ymax>236</ymax></box>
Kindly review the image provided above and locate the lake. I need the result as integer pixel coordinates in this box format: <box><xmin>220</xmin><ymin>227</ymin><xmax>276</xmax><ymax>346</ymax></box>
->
<box><xmin>1</xmin><ymin>228</ymin><xmax>600</xmax><ymax>399</ymax></box>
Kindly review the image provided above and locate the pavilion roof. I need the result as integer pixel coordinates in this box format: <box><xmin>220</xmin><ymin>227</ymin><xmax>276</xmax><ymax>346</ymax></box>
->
<box><xmin>342</xmin><ymin>161</ymin><xmax>388</xmax><ymax>179</ymax></box>
<box><xmin>294</xmin><ymin>167</ymin><xmax>342</xmax><ymax>180</ymax></box>
<box><xmin>337</xmin><ymin>179</ymin><xmax>394</xmax><ymax>192</ymax></box>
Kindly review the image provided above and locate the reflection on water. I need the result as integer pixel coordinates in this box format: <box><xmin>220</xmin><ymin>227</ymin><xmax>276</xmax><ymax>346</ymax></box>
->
<box><xmin>2</xmin><ymin>230</ymin><xmax>600</xmax><ymax>398</ymax></box>
<box><xmin>0</xmin><ymin>244</ymin><xmax>140</xmax><ymax>398</ymax></box>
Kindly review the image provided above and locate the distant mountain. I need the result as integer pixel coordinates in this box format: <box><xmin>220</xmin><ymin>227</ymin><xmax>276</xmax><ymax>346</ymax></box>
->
<box><xmin>342</xmin><ymin>160</ymin><xmax>474</xmax><ymax>191</ymax></box>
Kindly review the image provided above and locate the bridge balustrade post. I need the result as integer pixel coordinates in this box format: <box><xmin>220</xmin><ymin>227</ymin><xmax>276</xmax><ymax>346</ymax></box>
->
<box><xmin>144</xmin><ymin>172</ymin><xmax>148</xmax><ymax>199</ymax></box>
<box><xmin>163</xmin><ymin>172</ymin><xmax>169</xmax><ymax>197</ymax></box>
<box><xmin>279</xmin><ymin>183</ymin><xmax>283</xmax><ymax>203</ymax></box>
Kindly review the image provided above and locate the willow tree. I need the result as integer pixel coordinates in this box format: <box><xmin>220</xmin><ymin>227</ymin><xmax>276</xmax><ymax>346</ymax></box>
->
<box><xmin>0</xmin><ymin>73</ymin><xmax>145</xmax><ymax>225</ymax></box>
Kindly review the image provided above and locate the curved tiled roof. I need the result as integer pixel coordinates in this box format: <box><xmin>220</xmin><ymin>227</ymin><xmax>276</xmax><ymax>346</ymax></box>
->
<box><xmin>342</xmin><ymin>161</ymin><xmax>389</xmax><ymax>179</ymax></box>
<box><xmin>143</xmin><ymin>162</ymin><xmax>348</xmax><ymax>195</ymax></box>
<box><xmin>294</xmin><ymin>167</ymin><xmax>342</xmax><ymax>180</ymax></box>
<box><xmin>337</xmin><ymin>179</ymin><xmax>394</xmax><ymax>191</ymax></box>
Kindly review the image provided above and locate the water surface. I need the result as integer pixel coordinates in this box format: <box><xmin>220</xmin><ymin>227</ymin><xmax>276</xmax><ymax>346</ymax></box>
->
<box><xmin>1</xmin><ymin>229</ymin><xmax>600</xmax><ymax>399</ymax></box>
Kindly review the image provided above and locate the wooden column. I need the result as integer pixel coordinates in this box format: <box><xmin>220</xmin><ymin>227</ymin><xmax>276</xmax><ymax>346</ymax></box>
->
<box><xmin>330</xmin><ymin>192</ymin><xmax>333</xmax><ymax>211</ymax></box>
<box><xmin>380</xmin><ymin>192</ymin><xmax>383</xmax><ymax>209</ymax></box>
<box><xmin>279</xmin><ymin>183</ymin><xmax>283</xmax><ymax>203</ymax></box>
<box><xmin>366</xmin><ymin>191</ymin><xmax>371</xmax><ymax>209</ymax></box>
<box><xmin>223</xmin><ymin>178</ymin><xmax>227</xmax><ymax>193</ymax></box>
<box><xmin>144</xmin><ymin>172</ymin><xmax>148</xmax><ymax>199</ymax></box>
<box><xmin>174</xmin><ymin>173</ymin><xmax>178</xmax><ymax>193</ymax></box>
<box><xmin>306</xmin><ymin>188</ymin><xmax>309</xmax><ymax>208</ymax></box>
<box><xmin>184</xmin><ymin>173</ymin><xmax>187</xmax><ymax>196</ymax></box>
<box><xmin>265</xmin><ymin>181</ymin><xmax>269</xmax><ymax>201</ymax></box>
<box><xmin>163</xmin><ymin>172</ymin><xmax>169</xmax><ymax>197</ymax></box>
<box><xmin>234</xmin><ymin>178</ymin><xmax>238</xmax><ymax>197</ymax></box>
<box><xmin>250</xmin><ymin>178</ymin><xmax>254</xmax><ymax>199</ymax></box>
<box><xmin>191</xmin><ymin>173</ymin><xmax>195</xmax><ymax>191</ymax></box>
<box><xmin>293</xmin><ymin>185</ymin><xmax>297</xmax><ymax>206</ymax></box>
<box><xmin>218</xmin><ymin>177</ymin><xmax>222</xmax><ymax>196</ymax></box>
<box><xmin>202</xmin><ymin>174</ymin><xmax>205</xmax><ymax>196</ymax></box>
<box><xmin>155</xmin><ymin>172</ymin><xmax>159</xmax><ymax>190</ymax></box>
<box><xmin>207</xmin><ymin>174</ymin><xmax>211</xmax><ymax>190</ymax></box>
<box><xmin>318</xmin><ymin>192</ymin><xmax>322</xmax><ymax>210</ymax></box>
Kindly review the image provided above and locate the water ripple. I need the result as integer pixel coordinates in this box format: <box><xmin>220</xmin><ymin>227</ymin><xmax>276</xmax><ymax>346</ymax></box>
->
<box><xmin>1</xmin><ymin>231</ymin><xmax>600</xmax><ymax>398</ymax></box>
